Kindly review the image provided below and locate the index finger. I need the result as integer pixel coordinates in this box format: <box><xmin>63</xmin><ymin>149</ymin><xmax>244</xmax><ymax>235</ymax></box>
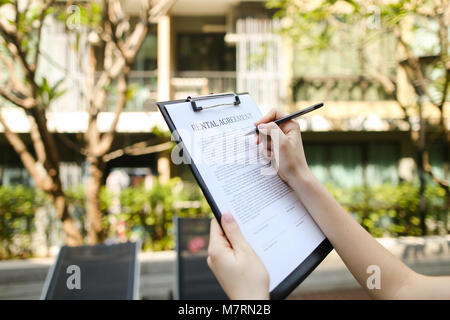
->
<box><xmin>208</xmin><ymin>217</ymin><xmax>231</xmax><ymax>254</ymax></box>
<box><xmin>254</xmin><ymin>108</ymin><xmax>287</xmax><ymax>127</ymax></box>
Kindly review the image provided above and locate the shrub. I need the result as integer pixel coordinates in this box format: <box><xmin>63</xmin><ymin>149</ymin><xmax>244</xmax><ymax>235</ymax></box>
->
<box><xmin>114</xmin><ymin>178</ymin><xmax>211</xmax><ymax>251</ymax></box>
<box><xmin>65</xmin><ymin>177</ymin><xmax>211</xmax><ymax>251</ymax></box>
<box><xmin>0</xmin><ymin>181</ymin><xmax>447</xmax><ymax>259</ymax></box>
<box><xmin>326</xmin><ymin>183</ymin><xmax>448</xmax><ymax>237</ymax></box>
<box><xmin>0</xmin><ymin>185</ymin><xmax>45</xmax><ymax>259</ymax></box>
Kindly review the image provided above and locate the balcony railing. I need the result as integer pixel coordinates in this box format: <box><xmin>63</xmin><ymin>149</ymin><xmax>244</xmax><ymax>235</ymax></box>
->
<box><xmin>52</xmin><ymin>71</ymin><xmax>403</xmax><ymax>112</ymax></box>
<box><xmin>171</xmin><ymin>71</ymin><xmax>236</xmax><ymax>99</ymax></box>
<box><xmin>293</xmin><ymin>75</ymin><xmax>395</xmax><ymax>102</ymax></box>
<box><xmin>106</xmin><ymin>70</ymin><xmax>237</xmax><ymax>112</ymax></box>
<box><xmin>121</xmin><ymin>70</ymin><xmax>158</xmax><ymax>112</ymax></box>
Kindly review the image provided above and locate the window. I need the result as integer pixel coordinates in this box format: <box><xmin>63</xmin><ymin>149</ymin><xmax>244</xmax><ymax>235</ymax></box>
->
<box><xmin>329</xmin><ymin>144</ymin><xmax>364</xmax><ymax>188</ymax></box>
<box><xmin>1</xmin><ymin>168</ymin><xmax>32</xmax><ymax>187</ymax></box>
<box><xmin>304</xmin><ymin>145</ymin><xmax>328</xmax><ymax>183</ymax></box>
<box><xmin>366</xmin><ymin>143</ymin><xmax>399</xmax><ymax>185</ymax></box>
<box><xmin>292</xmin><ymin>24</ymin><xmax>396</xmax><ymax>102</ymax></box>
<box><xmin>133</xmin><ymin>32</ymin><xmax>158</xmax><ymax>71</ymax></box>
<box><xmin>304</xmin><ymin>142</ymin><xmax>400</xmax><ymax>187</ymax></box>
<box><xmin>177</xmin><ymin>33</ymin><xmax>236</xmax><ymax>71</ymax></box>
<box><xmin>428</xmin><ymin>143</ymin><xmax>449</xmax><ymax>182</ymax></box>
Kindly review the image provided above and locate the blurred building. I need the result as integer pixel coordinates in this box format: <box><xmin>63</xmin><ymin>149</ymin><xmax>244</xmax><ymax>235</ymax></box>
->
<box><xmin>0</xmin><ymin>0</ymin><xmax>448</xmax><ymax>189</ymax></box>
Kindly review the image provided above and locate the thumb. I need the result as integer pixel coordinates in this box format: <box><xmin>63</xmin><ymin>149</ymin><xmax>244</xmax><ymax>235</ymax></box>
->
<box><xmin>221</xmin><ymin>213</ymin><xmax>248</xmax><ymax>251</ymax></box>
<box><xmin>258</xmin><ymin>122</ymin><xmax>287</xmax><ymax>142</ymax></box>
<box><xmin>258</xmin><ymin>122</ymin><xmax>288</xmax><ymax>158</ymax></box>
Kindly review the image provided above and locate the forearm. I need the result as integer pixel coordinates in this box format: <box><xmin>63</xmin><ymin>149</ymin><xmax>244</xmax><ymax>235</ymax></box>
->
<box><xmin>288</xmin><ymin>168</ymin><xmax>416</xmax><ymax>299</ymax></box>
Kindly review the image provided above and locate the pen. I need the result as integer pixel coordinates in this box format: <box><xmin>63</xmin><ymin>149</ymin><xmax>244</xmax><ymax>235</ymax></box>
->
<box><xmin>244</xmin><ymin>102</ymin><xmax>325</xmax><ymax>136</ymax></box>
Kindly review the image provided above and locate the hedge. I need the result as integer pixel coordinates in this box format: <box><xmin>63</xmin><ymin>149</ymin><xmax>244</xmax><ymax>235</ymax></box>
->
<box><xmin>0</xmin><ymin>180</ymin><xmax>448</xmax><ymax>259</ymax></box>
<box><xmin>0</xmin><ymin>185</ymin><xmax>45</xmax><ymax>259</ymax></box>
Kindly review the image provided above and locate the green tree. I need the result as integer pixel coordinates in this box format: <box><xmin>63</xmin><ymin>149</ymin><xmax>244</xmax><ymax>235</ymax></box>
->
<box><xmin>0</xmin><ymin>0</ymin><xmax>173</xmax><ymax>245</ymax></box>
<box><xmin>267</xmin><ymin>0</ymin><xmax>450</xmax><ymax>233</ymax></box>
<box><xmin>59</xmin><ymin>0</ymin><xmax>174</xmax><ymax>244</ymax></box>
<box><xmin>0</xmin><ymin>0</ymin><xmax>83</xmax><ymax>245</ymax></box>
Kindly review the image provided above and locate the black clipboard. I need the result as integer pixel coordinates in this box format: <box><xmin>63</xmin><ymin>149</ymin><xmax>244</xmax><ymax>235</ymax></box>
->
<box><xmin>157</xmin><ymin>92</ymin><xmax>333</xmax><ymax>300</ymax></box>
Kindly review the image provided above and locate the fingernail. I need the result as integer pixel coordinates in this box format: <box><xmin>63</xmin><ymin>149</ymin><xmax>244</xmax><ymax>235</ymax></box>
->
<box><xmin>223</xmin><ymin>213</ymin><xmax>235</xmax><ymax>223</ymax></box>
<box><xmin>258</xmin><ymin>124</ymin><xmax>265</xmax><ymax>130</ymax></box>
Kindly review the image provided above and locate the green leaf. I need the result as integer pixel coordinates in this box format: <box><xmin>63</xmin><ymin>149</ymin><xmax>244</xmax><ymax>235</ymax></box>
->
<box><xmin>0</xmin><ymin>0</ymin><xmax>13</xmax><ymax>6</ymax></box>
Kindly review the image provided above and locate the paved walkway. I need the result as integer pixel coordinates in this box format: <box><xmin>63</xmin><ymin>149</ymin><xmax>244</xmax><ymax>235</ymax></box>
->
<box><xmin>0</xmin><ymin>235</ymin><xmax>449</xmax><ymax>299</ymax></box>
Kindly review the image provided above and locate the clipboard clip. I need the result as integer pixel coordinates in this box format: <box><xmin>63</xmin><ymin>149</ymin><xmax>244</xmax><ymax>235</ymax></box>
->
<box><xmin>186</xmin><ymin>92</ymin><xmax>241</xmax><ymax>112</ymax></box>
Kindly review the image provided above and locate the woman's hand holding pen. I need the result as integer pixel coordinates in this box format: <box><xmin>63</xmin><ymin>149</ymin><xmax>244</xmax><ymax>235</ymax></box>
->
<box><xmin>208</xmin><ymin>108</ymin><xmax>450</xmax><ymax>300</ymax></box>
<box><xmin>207</xmin><ymin>108</ymin><xmax>312</xmax><ymax>300</ymax></box>
<box><xmin>255</xmin><ymin>109</ymin><xmax>311</xmax><ymax>185</ymax></box>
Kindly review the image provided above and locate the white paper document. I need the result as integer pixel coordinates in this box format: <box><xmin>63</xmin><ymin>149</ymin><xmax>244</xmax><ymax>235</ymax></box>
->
<box><xmin>165</xmin><ymin>94</ymin><xmax>325</xmax><ymax>290</ymax></box>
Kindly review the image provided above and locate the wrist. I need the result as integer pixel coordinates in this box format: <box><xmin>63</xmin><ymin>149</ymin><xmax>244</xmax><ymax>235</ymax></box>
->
<box><xmin>287</xmin><ymin>165</ymin><xmax>315</xmax><ymax>191</ymax></box>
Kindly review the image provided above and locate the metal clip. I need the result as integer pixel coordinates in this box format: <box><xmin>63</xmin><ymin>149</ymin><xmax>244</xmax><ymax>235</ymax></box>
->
<box><xmin>186</xmin><ymin>92</ymin><xmax>241</xmax><ymax>112</ymax></box>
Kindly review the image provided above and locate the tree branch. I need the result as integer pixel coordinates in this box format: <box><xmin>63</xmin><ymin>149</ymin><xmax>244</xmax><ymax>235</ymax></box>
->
<box><xmin>14</xmin><ymin>0</ymin><xmax>20</xmax><ymax>31</ymax></box>
<box><xmin>423</xmin><ymin>151</ymin><xmax>449</xmax><ymax>192</ymax></box>
<box><xmin>365</xmin><ymin>63</ymin><xmax>396</xmax><ymax>96</ymax></box>
<box><xmin>96</xmin><ymin>73</ymin><xmax>127</xmax><ymax>156</ymax></box>
<box><xmin>0</xmin><ymin>109</ymin><xmax>53</xmax><ymax>192</ymax></box>
<box><xmin>90</xmin><ymin>0</ymin><xmax>152</xmax><ymax>111</ymax></box>
<box><xmin>0</xmin><ymin>9</ymin><xmax>35</xmax><ymax>96</ymax></box>
<box><xmin>56</xmin><ymin>133</ymin><xmax>87</xmax><ymax>156</ymax></box>
<box><xmin>0</xmin><ymin>25</ymin><xmax>33</xmax><ymax>79</ymax></box>
<box><xmin>86</xmin><ymin>0</ymin><xmax>156</xmax><ymax>158</ymax></box>
<box><xmin>149</xmin><ymin>0</ymin><xmax>177</xmax><ymax>23</ymax></box>
<box><xmin>103</xmin><ymin>141</ymin><xmax>173</xmax><ymax>162</ymax></box>
<box><xmin>34</xmin><ymin>0</ymin><xmax>55</xmax><ymax>72</ymax></box>
<box><xmin>395</xmin><ymin>31</ymin><xmax>438</xmax><ymax>105</ymax></box>
<box><xmin>0</xmin><ymin>86</ymin><xmax>35</xmax><ymax>108</ymax></box>
<box><xmin>0</xmin><ymin>49</ymin><xmax>30</xmax><ymax>95</ymax></box>
<box><xmin>27</xmin><ymin>115</ymin><xmax>47</xmax><ymax>165</ymax></box>
<box><xmin>105</xmin><ymin>0</ymin><xmax>129</xmax><ymax>62</ymax></box>
<box><xmin>28</xmin><ymin>107</ymin><xmax>61</xmax><ymax>180</ymax></box>
<box><xmin>436</xmin><ymin>7</ymin><xmax>450</xmax><ymax>113</ymax></box>
<box><xmin>27</xmin><ymin>113</ymin><xmax>64</xmax><ymax>190</ymax></box>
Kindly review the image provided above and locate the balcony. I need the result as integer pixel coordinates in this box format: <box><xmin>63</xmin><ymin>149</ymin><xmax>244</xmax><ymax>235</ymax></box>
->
<box><xmin>108</xmin><ymin>71</ymin><xmax>398</xmax><ymax>115</ymax></box>
<box><xmin>171</xmin><ymin>71</ymin><xmax>236</xmax><ymax>99</ymax></box>
<box><xmin>102</xmin><ymin>71</ymin><xmax>400</xmax><ymax>113</ymax></box>
<box><xmin>116</xmin><ymin>70</ymin><xmax>237</xmax><ymax>112</ymax></box>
